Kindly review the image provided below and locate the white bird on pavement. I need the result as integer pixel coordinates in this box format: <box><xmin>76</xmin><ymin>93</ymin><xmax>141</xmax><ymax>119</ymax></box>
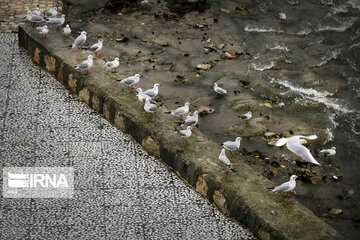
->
<box><xmin>36</xmin><ymin>25</ymin><xmax>49</xmax><ymax>40</ymax></box>
<box><xmin>167</xmin><ymin>102</ymin><xmax>190</xmax><ymax>120</ymax></box>
<box><xmin>214</xmin><ymin>83</ymin><xmax>229</xmax><ymax>95</ymax></box>
<box><xmin>46</xmin><ymin>14</ymin><xmax>65</xmax><ymax>30</ymax></box>
<box><xmin>136</xmin><ymin>88</ymin><xmax>152</xmax><ymax>103</ymax></box>
<box><xmin>320</xmin><ymin>147</ymin><xmax>336</xmax><ymax>159</ymax></box>
<box><xmin>118</xmin><ymin>74</ymin><xmax>141</xmax><ymax>90</ymax></box>
<box><xmin>72</xmin><ymin>31</ymin><xmax>87</xmax><ymax>49</ymax></box>
<box><xmin>219</xmin><ymin>149</ymin><xmax>235</xmax><ymax>172</ymax></box>
<box><xmin>270</xmin><ymin>175</ymin><xmax>297</xmax><ymax>198</ymax></box>
<box><xmin>239</xmin><ymin>111</ymin><xmax>252</xmax><ymax>120</ymax></box>
<box><xmin>74</xmin><ymin>55</ymin><xmax>94</xmax><ymax>76</ymax></box>
<box><xmin>105</xmin><ymin>57</ymin><xmax>119</xmax><ymax>73</ymax></box>
<box><xmin>90</xmin><ymin>38</ymin><xmax>103</xmax><ymax>57</ymax></box>
<box><xmin>44</xmin><ymin>7</ymin><xmax>57</xmax><ymax>18</ymax></box>
<box><xmin>62</xmin><ymin>24</ymin><xmax>71</xmax><ymax>39</ymax></box>
<box><xmin>144</xmin><ymin>98</ymin><xmax>160</xmax><ymax>120</ymax></box>
<box><xmin>183</xmin><ymin>110</ymin><xmax>199</xmax><ymax>127</ymax></box>
<box><xmin>222</xmin><ymin>137</ymin><xmax>242</xmax><ymax>155</ymax></box>
<box><xmin>276</xmin><ymin>135</ymin><xmax>320</xmax><ymax>166</ymax></box>
<box><xmin>143</xmin><ymin>83</ymin><xmax>161</xmax><ymax>98</ymax></box>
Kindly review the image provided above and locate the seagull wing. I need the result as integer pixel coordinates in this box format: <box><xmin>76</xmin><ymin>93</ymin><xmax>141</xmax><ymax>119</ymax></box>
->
<box><xmin>90</xmin><ymin>43</ymin><xmax>99</xmax><ymax>51</ymax></box>
<box><xmin>222</xmin><ymin>141</ymin><xmax>237</xmax><ymax>150</ymax></box>
<box><xmin>143</xmin><ymin>89</ymin><xmax>156</xmax><ymax>97</ymax></box>
<box><xmin>73</xmin><ymin>35</ymin><xmax>86</xmax><ymax>48</ymax></box>
<box><xmin>76</xmin><ymin>60</ymin><xmax>90</xmax><ymax>69</ymax></box>
<box><xmin>273</xmin><ymin>181</ymin><xmax>291</xmax><ymax>192</ymax></box>
<box><xmin>286</xmin><ymin>140</ymin><xmax>320</xmax><ymax>165</ymax></box>
<box><xmin>121</xmin><ymin>76</ymin><xmax>135</xmax><ymax>84</ymax></box>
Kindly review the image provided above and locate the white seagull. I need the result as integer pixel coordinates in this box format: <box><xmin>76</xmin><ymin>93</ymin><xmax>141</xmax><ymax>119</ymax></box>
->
<box><xmin>90</xmin><ymin>38</ymin><xmax>103</xmax><ymax>57</ymax></box>
<box><xmin>44</xmin><ymin>7</ymin><xmax>57</xmax><ymax>18</ymax></box>
<box><xmin>276</xmin><ymin>135</ymin><xmax>320</xmax><ymax>166</ymax></box>
<box><xmin>36</xmin><ymin>25</ymin><xmax>49</xmax><ymax>40</ymax></box>
<box><xmin>222</xmin><ymin>137</ymin><xmax>242</xmax><ymax>155</ymax></box>
<box><xmin>218</xmin><ymin>149</ymin><xmax>235</xmax><ymax>172</ymax></box>
<box><xmin>136</xmin><ymin>88</ymin><xmax>152</xmax><ymax>103</ymax></box>
<box><xmin>271</xmin><ymin>175</ymin><xmax>297</xmax><ymax>198</ymax></box>
<box><xmin>72</xmin><ymin>31</ymin><xmax>87</xmax><ymax>49</ymax></box>
<box><xmin>214</xmin><ymin>83</ymin><xmax>229</xmax><ymax>95</ymax></box>
<box><xmin>143</xmin><ymin>83</ymin><xmax>161</xmax><ymax>98</ymax></box>
<box><xmin>183</xmin><ymin>110</ymin><xmax>199</xmax><ymax>127</ymax></box>
<box><xmin>118</xmin><ymin>74</ymin><xmax>141</xmax><ymax>90</ymax></box>
<box><xmin>320</xmin><ymin>147</ymin><xmax>336</xmax><ymax>159</ymax></box>
<box><xmin>62</xmin><ymin>24</ymin><xmax>71</xmax><ymax>39</ymax></box>
<box><xmin>28</xmin><ymin>14</ymin><xmax>44</xmax><ymax>27</ymax></box>
<box><xmin>105</xmin><ymin>57</ymin><xmax>119</xmax><ymax>73</ymax></box>
<box><xmin>144</xmin><ymin>98</ymin><xmax>160</xmax><ymax>120</ymax></box>
<box><xmin>239</xmin><ymin>111</ymin><xmax>252</xmax><ymax>120</ymax></box>
<box><xmin>46</xmin><ymin>14</ymin><xmax>65</xmax><ymax>30</ymax></box>
<box><xmin>167</xmin><ymin>102</ymin><xmax>190</xmax><ymax>120</ymax></box>
<box><xmin>74</xmin><ymin>55</ymin><xmax>94</xmax><ymax>76</ymax></box>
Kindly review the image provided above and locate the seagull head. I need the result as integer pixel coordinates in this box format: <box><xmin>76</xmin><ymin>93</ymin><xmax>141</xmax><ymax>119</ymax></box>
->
<box><xmin>290</xmin><ymin>175</ymin><xmax>297</xmax><ymax>181</ymax></box>
<box><xmin>88</xmin><ymin>55</ymin><xmax>94</xmax><ymax>60</ymax></box>
<box><xmin>236</xmin><ymin>137</ymin><xmax>242</xmax><ymax>142</ymax></box>
<box><xmin>98</xmin><ymin>38</ymin><xmax>103</xmax><ymax>43</ymax></box>
<box><xmin>331</xmin><ymin>146</ymin><xmax>336</xmax><ymax>150</ymax></box>
<box><xmin>187</xmin><ymin>126</ymin><xmax>192</xmax><ymax>131</ymax></box>
<box><xmin>115</xmin><ymin>57</ymin><xmax>119</xmax><ymax>61</ymax></box>
<box><xmin>81</xmin><ymin>31</ymin><xmax>87</xmax><ymax>35</ymax></box>
<box><xmin>220</xmin><ymin>148</ymin><xmax>226</xmax><ymax>155</ymax></box>
<box><xmin>276</xmin><ymin>138</ymin><xmax>287</xmax><ymax>148</ymax></box>
<box><xmin>193</xmin><ymin>110</ymin><xmax>199</xmax><ymax>115</ymax></box>
<box><xmin>136</xmin><ymin>88</ymin><xmax>143</xmax><ymax>93</ymax></box>
<box><xmin>53</xmin><ymin>7</ymin><xmax>57</xmax><ymax>10</ymax></box>
<box><xmin>61</xmin><ymin>14</ymin><xmax>65</xmax><ymax>18</ymax></box>
<box><xmin>135</xmin><ymin>74</ymin><xmax>141</xmax><ymax>78</ymax></box>
<box><xmin>185</xmin><ymin>102</ymin><xmax>190</xmax><ymax>106</ymax></box>
<box><xmin>154</xmin><ymin>83</ymin><xmax>161</xmax><ymax>88</ymax></box>
<box><xmin>65</xmin><ymin>24</ymin><xmax>70</xmax><ymax>28</ymax></box>
<box><xmin>44</xmin><ymin>25</ymin><xmax>48</xmax><ymax>29</ymax></box>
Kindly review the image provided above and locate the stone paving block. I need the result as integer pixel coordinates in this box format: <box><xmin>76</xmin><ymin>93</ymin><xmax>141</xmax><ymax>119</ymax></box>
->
<box><xmin>68</xmin><ymin>141</ymin><xmax>102</xmax><ymax>157</ymax></box>
<box><xmin>105</xmin><ymin>204</ymin><xmax>143</xmax><ymax>225</ymax></box>
<box><xmin>29</xmin><ymin>226</ymin><xmax>69</xmax><ymax>240</ymax></box>
<box><xmin>31</xmin><ymin>206</ymin><xmax>69</xmax><ymax>226</ymax></box>
<box><xmin>1</xmin><ymin>222</ymin><xmax>30</xmax><ymax>240</ymax></box>
<box><xmin>105</xmin><ymin>223</ymin><xmax>144</xmax><ymax>240</ymax></box>
<box><xmin>68</xmin><ymin>224</ymin><xmax>106</xmax><ymax>240</ymax></box>
<box><xmin>143</xmin><ymin>221</ymin><xmax>183</xmax><ymax>240</ymax></box>
<box><xmin>103</xmin><ymin>188</ymin><xmax>140</xmax><ymax>207</ymax></box>
<box><xmin>71</xmin><ymin>157</ymin><xmax>104</xmax><ymax>190</ymax></box>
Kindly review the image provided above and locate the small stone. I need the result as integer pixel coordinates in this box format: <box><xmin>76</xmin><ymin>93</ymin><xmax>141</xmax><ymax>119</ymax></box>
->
<box><xmin>196</xmin><ymin>63</ymin><xmax>212</xmax><ymax>70</ymax></box>
<box><xmin>329</xmin><ymin>209</ymin><xmax>343</xmax><ymax>215</ymax></box>
<box><xmin>217</xmin><ymin>43</ymin><xmax>225</xmax><ymax>50</ymax></box>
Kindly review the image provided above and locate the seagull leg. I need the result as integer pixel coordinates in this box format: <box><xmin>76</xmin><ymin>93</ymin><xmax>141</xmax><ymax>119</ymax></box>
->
<box><xmin>230</xmin><ymin>151</ymin><xmax>235</xmax><ymax>157</ymax></box>
<box><xmin>307</xmin><ymin>163</ymin><xmax>311</xmax><ymax>171</ymax></box>
<box><xmin>95</xmin><ymin>52</ymin><xmax>98</xmax><ymax>58</ymax></box>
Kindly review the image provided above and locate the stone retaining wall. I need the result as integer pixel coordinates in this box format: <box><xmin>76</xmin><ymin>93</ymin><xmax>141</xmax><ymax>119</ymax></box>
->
<box><xmin>18</xmin><ymin>25</ymin><xmax>343</xmax><ymax>240</ymax></box>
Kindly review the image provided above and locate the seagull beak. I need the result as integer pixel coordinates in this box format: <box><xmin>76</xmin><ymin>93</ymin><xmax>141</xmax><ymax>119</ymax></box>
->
<box><xmin>278</xmin><ymin>146</ymin><xmax>284</xmax><ymax>150</ymax></box>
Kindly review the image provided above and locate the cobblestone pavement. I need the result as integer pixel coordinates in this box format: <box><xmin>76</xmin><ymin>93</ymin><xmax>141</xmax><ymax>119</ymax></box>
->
<box><xmin>0</xmin><ymin>0</ymin><xmax>59</xmax><ymax>33</ymax></box>
<box><xmin>0</xmin><ymin>33</ymin><xmax>253</xmax><ymax>239</ymax></box>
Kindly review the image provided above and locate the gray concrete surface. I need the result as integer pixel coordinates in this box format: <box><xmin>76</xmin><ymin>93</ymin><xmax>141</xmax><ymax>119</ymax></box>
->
<box><xmin>0</xmin><ymin>33</ymin><xmax>253</xmax><ymax>239</ymax></box>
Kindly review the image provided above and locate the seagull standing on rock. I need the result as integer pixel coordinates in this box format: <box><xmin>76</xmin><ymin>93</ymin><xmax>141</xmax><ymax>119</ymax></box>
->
<box><xmin>183</xmin><ymin>110</ymin><xmax>199</xmax><ymax>127</ymax></box>
<box><xmin>222</xmin><ymin>137</ymin><xmax>242</xmax><ymax>156</ymax></box>
<box><xmin>28</xmin><ymin>13</ymin><xmax>44</xmax><ymax>27</ymax></box>
<box><xmin>36</xmin><ymin>25</ymin><xmax>48</xmax><ymax>40</ymax></box>
<box><xmin>214</xmin><ymin>83</ymin><xmax>229</xmax><ymax>95</ymax></box>
<box><xmin>46</xmin><ymin>14</ymin><xmax>65</xmax><ymax>31</ymax></box>
<box><xmin>44</xmin><ymin>7</ymin><xmax>57</xmax><ymax>18</ymax></box>
<box><xmin>239</xmin><ymin>111</ymin><xmax>252</xmax><ymax>120</ymax></box>
<box><xmin>166</xmin><ymin>102</ymin><xmax>190</xmax><ymax>120</ymax></box>
<box><xmin>276</xmin><ymin>135</ymin><xmax>320</xmax><ymax>168</ymax></box>
<box><xmin>62</xmin><ymin>24</ymin><xmax>71</xmax><ymax>39</ymax></box>
<box><xmin>118</xmin><ymin>74</ymin><xmax>141</xmax><ymax>91</ymax></box>
<box><xmin>105</xmin><ymin>57</ymin><xmax>119</xmax><ymax>73</ymax></box>
<box><xmin>90</xmin><ymin>38</ymin><xmax>103</xmax><ymax>57</ymax></box>
<box><xmin>320</xmin><ymin>147</ymin><xmax>336</xmax><ymax>160</ymax></box>
<box><xmin>269</xmin><ymin>175</ymin><xmax>297</xmax><ymax>198</ymax></box>
<box><xmin>75</xmin><ymin>55</ymin><xmax>94</xmax><ymax>76</ymax></box>
<box><xmin>144</xmin><ymin>98</ymin><xmax>160</xmax><ymax>120</ymax></box>
<box><xmin>218</xmin><ymin>149</ymin><xmax>236</xmax><ymax>173</ymax></box>
<box><xmin>177</xmin><ymin>126</ymin><xmax>192</xmax><ymax>144</ymax></box>
<box><xmin>143</xmin><ymin>83</ymin><xmax>161</xmax><ymax>98</ymax></box>
<box><xmin>72</xmin><ymin>31</ymin><xmax>87</xmax><ymax>49</ymax></box>
<box><xmin>136</xmin><ymin>88</ymin><xmax>152</xmax><ymax>103</ymax></box>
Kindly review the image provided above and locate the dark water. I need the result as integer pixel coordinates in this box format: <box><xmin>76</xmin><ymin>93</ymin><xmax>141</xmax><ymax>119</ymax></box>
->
<box><xmin>202</xmin><ymin>0</ymin><xmax>360</xmax><ymax>238</ymax></box>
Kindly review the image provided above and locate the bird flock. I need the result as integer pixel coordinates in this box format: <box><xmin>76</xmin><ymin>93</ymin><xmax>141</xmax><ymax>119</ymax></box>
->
<box><xmin>23</xmin><ymin>6</ymin><xmax>337</xmax><ymax>199</ymax></box>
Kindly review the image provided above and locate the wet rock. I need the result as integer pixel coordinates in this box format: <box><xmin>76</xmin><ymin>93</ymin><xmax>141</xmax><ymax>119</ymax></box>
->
<box><xmin>196</xmin><ymin>63</ymin><xmax>212</xmax><ymax>70</ymax></box>
<box><xmin>329</xmin><ymin>209</ymin><xmax>343</xmax><ymax>215</ymax></box>
<box><xmin>199</xmin><ymin>105</ymin><xmax>215</xmax><ymax>115</ymax></box>
<box><xmin>296</xmin><ymin>168</ymin><xmax>323</xmax><ymax>184</ymax></box>
<box><xmin>217</xmin><ymin>43</ymin><xmax>225</xmax><ymax>50</ymax></box>
<box><xmin>263</xmin><ymin>132</ymin><xmax>280</xmax><ymax>146</ymax></box>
